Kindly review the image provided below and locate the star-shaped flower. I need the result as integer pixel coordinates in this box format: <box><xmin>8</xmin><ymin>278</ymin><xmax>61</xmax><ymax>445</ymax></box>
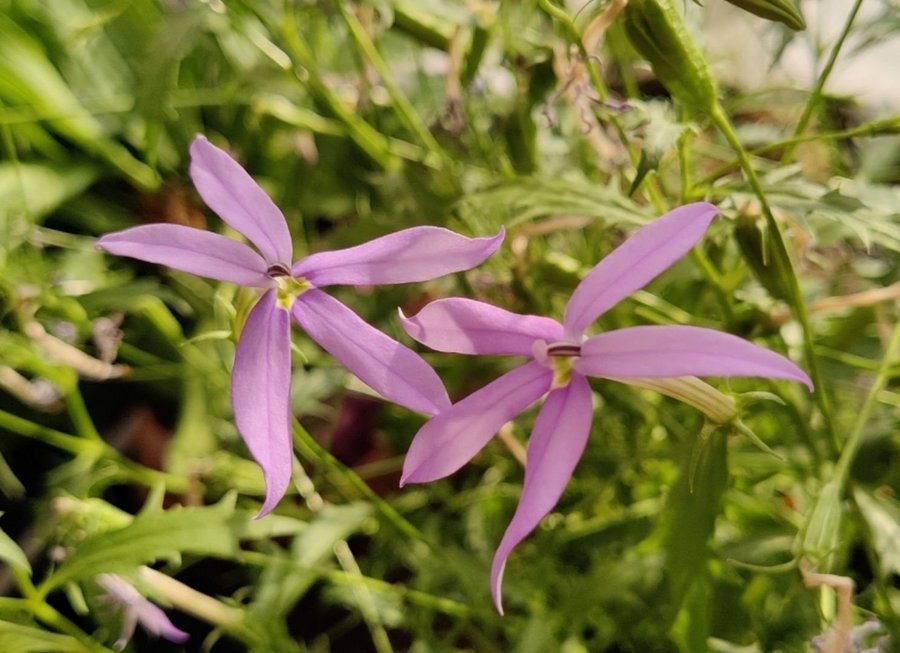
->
<box><xmin>399</xmin><ymin>202</ymin><xmax>813</xmax><ymax>612</ymax></box>
<box><xmin>97</xmin><ymin>135</ymin><xmax>502</xmax><ymax>514</ymax></box>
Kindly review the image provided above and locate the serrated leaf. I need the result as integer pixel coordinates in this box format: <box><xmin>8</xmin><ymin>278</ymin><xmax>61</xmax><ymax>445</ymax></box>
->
<box><xmin>0</xmin><ymin>520</ymin><xmax>31</xmax><ymax>576</ymax></box>
<box><xmin>0</xmin><ymin>621</ymin><xmax>87</xmax><ymax>653</ymax></box>
<box><xmin>46</xmin><ymin>495</ymin><xmax>237</xmax><ymax>591</ymax></box>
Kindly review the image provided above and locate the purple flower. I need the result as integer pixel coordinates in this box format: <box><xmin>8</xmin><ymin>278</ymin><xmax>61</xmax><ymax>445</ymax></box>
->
<box><xmin>97</xmin><ymin>135</ymin><xmax>503</xmax><ymax>514</ymax></box>
<box><xmin>400</xmin><ymin>202</ymin><xmax>813</xmax><ymax>612</ymax></box>
<box><xmin>96</xmin><ymin>573</ymin><xmax>189</xmax><ymax>650</ymax></box>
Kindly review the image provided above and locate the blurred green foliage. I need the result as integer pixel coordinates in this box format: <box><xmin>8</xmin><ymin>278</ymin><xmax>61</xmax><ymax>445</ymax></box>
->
<box><xmin>0</xmin><ymin>0</ymin><xmax>897</xmax><ymax>651</ymax></box>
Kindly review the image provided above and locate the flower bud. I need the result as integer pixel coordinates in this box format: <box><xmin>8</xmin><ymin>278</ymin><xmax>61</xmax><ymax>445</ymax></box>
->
<box><xmin>723</xmin><ymin>0</ymin><xmax>806</xmax><ymax>31</ymax></box>
<box><xmin>622</xmin><ymin>0</ymin><xmax>719</xmax><ymax>113</ymax></box>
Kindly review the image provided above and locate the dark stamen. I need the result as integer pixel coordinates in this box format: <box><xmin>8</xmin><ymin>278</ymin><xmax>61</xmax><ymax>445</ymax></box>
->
<box><xmin>547</xmin><ymin>343</ymin><xmax>581</xmax><ymax>357</ymax></box>
<box><xmin>266</xmin><ymin>263</ymin><xmax>291</xmax><ymax>278</ymax></box>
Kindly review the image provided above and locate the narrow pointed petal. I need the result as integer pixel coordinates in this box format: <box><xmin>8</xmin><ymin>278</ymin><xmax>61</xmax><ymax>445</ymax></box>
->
<box><xmin>97</xmin><ymin>224</ymin><xmax>270</xmax><ymax>287</ymax></box>
<box><xmin>232</xmin><ymin>290</ymin><xmax>293</xmax><ymax>516</ymax></box>
<box><xmin>563</xmin><ymin>203</ymin><xmax>719</xmax><ymax>338</ymax></box>
<box><xmin>135</xmin><ymin>602</ymin><xmax>189</xmax><ymax>643</ymax></box>
<box><xmin>401</xmin><ymin>361</ymin><xmax>552</xmax><ymax>485</ymax></box>
<box><xmin>401</xmin><ymin>298</ymin><xmax>564</xmax><ymax>356</ymax></box>
<box><xmin>491</xmin><ymin>373</ymin><xmax>593</xmax><ymax>614</ymax></box>
<box><xmin>292</xmin><ymin>289</ymin><xmax>451</xmax><ymax>415</ymax></box>
<box><xmin>574</xmin><ymin>325</ymin><xmax>813</xmax><ymax>389</ymax></box>
<box><xmin>291</xmin><ymin>226</ymin><xmax>504</xmax><ymax>286</ymax></box>
<box><xmin>189</xmin><ymin>135</ymin><xmax>292</xmax><ymax>265</ymax></box>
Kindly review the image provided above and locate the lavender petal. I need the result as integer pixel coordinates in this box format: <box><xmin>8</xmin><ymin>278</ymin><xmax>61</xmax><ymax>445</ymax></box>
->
<box><xmin>97</xmin><ymin>224</ymin><xmax>270</xmax><ymax>287</ymax></box>
<box><xmin>401</xmin><ymin>298</ymin><xmax>564</xmax><ymax>356</ymax></box>
<box><xmin>291</xmin><ymin>289</ymin><xmax>451</xmax><ymax>415</ymax></box>
<box><xmin>575</xmin><ymin>325</ymin><xmax>814</xmax><ymax>389</ymax></box>
<box><xmin>189</xmin><ymin>135</ymin><xmax>292</xmax><ymax>265</ymax></box>
<box><xmin>232</xmin><ymin>290</ymin><xmax>294</xmax><ymax>516</ymax></box>
<box><xmin>490</xmin><ymin>373</ymin><xmax>593</xmax><ymax>614</ymax></box>
<box><xmin>291</xmin><ymin>226</ymin><xmax>504</xmax><ymax>286</ymax></box>
<box><xmin>401</xmin><ymin>361</ymin><xmax>553</xmax><ymax>485</ymax></box>
<box><xmin>563</xmin><ymin>203</ymin><xmax>719</xmax><ymax>339</ymax></box>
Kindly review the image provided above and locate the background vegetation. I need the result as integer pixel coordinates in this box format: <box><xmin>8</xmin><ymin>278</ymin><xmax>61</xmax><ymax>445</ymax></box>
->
<box><xmin>0</xmin><ymin>0</ymin><xmax>897</xmax><ymax>651</ymax></box>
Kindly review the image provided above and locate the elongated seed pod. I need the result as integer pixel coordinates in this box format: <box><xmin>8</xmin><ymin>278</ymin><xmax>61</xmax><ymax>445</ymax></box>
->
<box><xmin>724</xmin><ymin>0</ymin><xmax>806</xmax><ymax>31</ymax></box>
<box><xmin>621</xmin><ymin>0</ymin><xmax>719</xmax><ymax>113</ymax></box>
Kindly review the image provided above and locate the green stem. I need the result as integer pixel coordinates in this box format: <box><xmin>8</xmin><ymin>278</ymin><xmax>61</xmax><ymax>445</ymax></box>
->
<box><xmin>277</xmin><ymin>9</ymin><xmax>398</xmax><ymax>170</ymax></box>
<box><xmin>0</xmin><ymin>408</ymin><xmax>97</xmax><ymax>455</ymax></box>
<box><xmin>700</xmin><ymin>116</ymin><xmax>900</xmax><ymax>187</ymax></box>
<box><xmin>0</xmin><ymin>408</ymin><xmax>188</xmax><ymax>493</ymax></box>
<box><xmin>781</xmin><ymin>0</ymin><xmax>865</xmax><ymax>162</ymax></box>
<box><xmin>335</xmin><ymin>1</ymin><xmax>449</xmax><ymax>171</ymax></box>
<box><xmin>291</xmin><ymin>419</ymin><xmax>429</xmax><ymax>546</ymax></box>
<box><xmin>833</xmin><ymin>320</ymin><xmax>900</xmax><ymax>489</ymax></box>
<box><xmin>64</xmin><ymin>387</ymin><xmax>103</xmax><ymax>442</ymax></box>
<box><xmin>710</xmin><ymin>103</ymin><xmax>837</xmax><ymax>453</ymax></box>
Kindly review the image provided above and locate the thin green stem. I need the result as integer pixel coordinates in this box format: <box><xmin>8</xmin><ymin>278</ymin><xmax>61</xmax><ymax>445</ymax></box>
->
<box><xmin>700</xmin><ymin>116</ymin><xmax>900</xmax><ymax>187</ymax></box>
<box><xmin>781</xmin><ymin>0</ymin><xmax>865</xmax><ymax>162</ymax></box>
<box><xmin>710</xmin><ymin>103</ymin><xmax>837</xmax><ymax>453</ymax></box>
<box><xmin>276</xmin><ymin>8</ymin><xmax>398</xmax><ymax>169</ymax></box>
<box><xmin>335</xmin><ymin>1</ymin><xmax>449</xmax><ymax>171</ymax></box>
<box><xmin>237</xmin><ymin>550</ymin><xmax>471</xmax><ymax>617</ymax></box>
<box><xmin>0</xmin><ymin>408</ymin><xmax>97</xmax><ymax>455</ymax></box>
<box><xmin>291</xmin><ymin>419</ymin><xmax>429</xmax><ymax>546</ymax></box>
<box><xmin>64</xmin><ymin>387</ymin><xmax>103</xmax><ymax>442</ymax></box>
<box><xmin>833</xmin><ymin>320</ymin><xmax>900</xmax><ymax>489</ymax></box>
<box><xmin>0</xmin><ymin>408</ymin><xmax>188</xmax><ymax>493</ymax></box>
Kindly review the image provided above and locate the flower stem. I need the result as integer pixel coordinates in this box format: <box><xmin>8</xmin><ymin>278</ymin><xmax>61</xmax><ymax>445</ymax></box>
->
<box><xmin>781</xmin><ymin>0</ymin><xmax>865</xmax><ymax>163</ymax></box>
<box><xmin>291</xmin><ymin>419</ymin><xmax>429</xmax><ymax>546</ymax></box>
<box><xmin>709</xmin><ymin>102</ymin><xmax>837</xmax><ymax>454</ymax></box>
<box><xmin>0</xmin><ymin>408</ymin><xmax>96</xmax><ymax>455</ymax></box>
<box><xmin>832</xmin><ymin>319</ymin><xmax>900</xmax><ymax>491</ymax></box>
<box><xmin>276</xmin><ymin>8</ymin><xmax>398</xmax><ymax>170</ymax></box>
<box><xmin>334</xmin><ymin>1</ymin><xmax>450</xmax><ymax>172</ymax></box>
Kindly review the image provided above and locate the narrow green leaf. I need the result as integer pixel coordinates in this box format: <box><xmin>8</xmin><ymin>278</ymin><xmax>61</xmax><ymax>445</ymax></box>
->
<box><xmin>663</xmin><ymin>430</ymin><xmax>728</xmax><ymax>611</ymax></box>
<box><xmin>251</xmin><ymin>503</ymin><xmax>373</xmax><ymax>619</ymax></box>
<box><xmin>853</xmin><ymin>488</ymin><xmax>900</xmax><ymax>578</ymax></box>
<box><xmin>0</xmin><ymin>519</ymin><xmax>31</xmax><ymax>576</ymax></box>
<box><xmin>0</xmin><ymin>621</ymin><xmax>87</xmax><ymax>653</ymax></box>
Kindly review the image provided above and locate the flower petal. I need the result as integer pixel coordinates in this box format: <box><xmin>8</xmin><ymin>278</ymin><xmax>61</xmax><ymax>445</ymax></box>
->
<box><xmin>232</xmin><ymin>290</ymin><xmax>294</xmax><ymax>516</ymax></box>
<box><xmin>563</xmin><ymin>202</ymin><xmax>719</xmax><ymax>339</ymax></box>
<box><xmin>135</xmin><ymin>602</ymin><xmax>190</xmax><ymax>644</ymax></box>
<box><xmin>97</xmin><ymin>224</ymin><xmax>270</xmax><ymax>287</ymax></box>
<box><xmin>574</xmin><ymin>325</ymin><xmax>814</xmax><ymax>389</ymax></box>
<box><xmin>491</xmin><ymin>373</ymin><xmax>593</xmax><ymax>614</ymax></box>
<box><xmin>401</xmin><ymin>361</ymin><xmax>552</xmax><ymax>485</ymax></box>
<box><xmin>189</xmin><ymin>135</ymin><xmax>292</xmax><ymax>265</ymax></box>
<box><xmin>291</xmin><ymin>226</ymin><xmax>504</xmax><ymax>286</ymax></box>
<box><xmin>401</xmin><ymin>298</ymin><xmax>564</xmax><ymax>356</ymax></box>
<box><xmin>291</xmin><ymin>289</ymin><xmax>451</xmax><ymax>415</ymax></box>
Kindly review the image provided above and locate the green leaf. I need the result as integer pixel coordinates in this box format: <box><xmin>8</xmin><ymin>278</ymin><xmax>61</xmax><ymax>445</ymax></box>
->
<box><xmin>251</xmin><ymin>503</ymin><xmax>373</xmax><ymax>619</ymax></box>
<box><xmin>797</xmin><ymin>480</ymin><xmax>843</xmax><ymax>570</ymax></box>
<box><xmin>0</xmin><ymin>621</ymin><xmax>87</xmax><ymax>653</ymax></box>
<box><xmin>0</xmin><ymin>14</ymin><xmax>157</xmax><ymax>189</ymax></box>
<box><xmin>45</xmin><ymin>494</ymin><xmax>237</xmax><ymax>591</ymax></box>
<box><xmin>853</xmin><ymin>488</ymin><xmax>900</xmax><ymax>578</ymax></box>
<box><xmin>0</xmin><ymin>519</ymin><xmax>31</xmax><ymax>576</ymax></box>
<box><xmin>0</xmin><ymin>162</ymin><xmax>98</xmax><ymax>253</ymax></box>
<box><xmin>662</xmin><ymin>430</ymin><xmax>728</xmax><ymax>611</ymax></box>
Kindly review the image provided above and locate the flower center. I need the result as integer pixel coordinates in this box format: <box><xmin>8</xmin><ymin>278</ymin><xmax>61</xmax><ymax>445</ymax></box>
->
<box><xmin>266</xmin><ymin>263</ymin><xmax>291</xmax><ymax>278</ymax></box>
<box><xmin>271</xmin><ymin>273</ymin><xmax>311</xmax><ymax>310</ymax></box>
<box><xmin>533</xmin><ymin>340</ymin><xmax>582</xmax><ymax>389</ymax></box>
